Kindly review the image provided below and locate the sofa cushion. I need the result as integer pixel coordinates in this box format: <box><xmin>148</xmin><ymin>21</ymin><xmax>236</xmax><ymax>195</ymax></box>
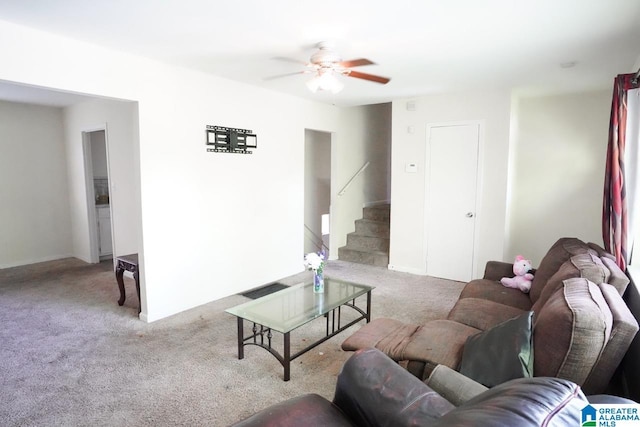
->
<box><xmin>447</xmin><ymin>298</ymin><xmax>526</xmax><ymax>330</ymax></box>
<box><xmin>531</xmin><ymin>252</ymin><xmax>610</xmax><ymax>314</ymax></box>
<box><xmin>458</xmin><ymin>311</ymin><xmax>534</xmax><ymax>387</ymax></box>
<box><xmin>581</xmin><ymin>283</ymin><xmax>639</xmax><ymax>394</ymax></box>
<box><xmin>400</xmin><ymin>320</ymin><xmax>481</xmax><ymax>373</ymax></box>
<box><xmin>600</xmin><ymin>256</ymin><xmax>630</xmax><ymax>295</ymax></box>
<box><xmin>342</xmin><ymin>318</ymin><xmax>481</xmax><ymax>374</ymax></box>
<box><xmin>431</xmin><ymin>377</ymin><xmax>587</xmax><ymax>427</ymax></box>
<box><xmin>529</xmin><ymin>237</ymin><xmax>592</xmax><ymax>304</ymax></box>
<box><xmin>584</xmin><ymin>242</ymin><xmax>629</xmax><ymax>294</ymax></box>
<box><xmin>458</xmin><ymin>279</ymin><xmax>533</xmax><ymax>310</ymax></box>
<box><xmin>569</xmin><ymin>252</ymin><xmax>610</xmax><ymax>283</ymax></box>
<box><xmin>533</xmin><ymin>278</ymin><xmax>612</xmax><ymax>385</ymax></box>
<box><xmin>588</xmin><ymin>241</ymin><xmax>616</xmax><ymax>260</ymax></box>
<box><xmin>341</xmin><ymin>318</ymin><xmax>420</xmax><ymax>356</ymax></box>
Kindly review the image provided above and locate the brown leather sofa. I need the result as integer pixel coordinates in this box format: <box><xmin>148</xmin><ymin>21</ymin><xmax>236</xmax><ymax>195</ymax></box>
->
<box><xmin>342</xmin><ymin>237</ymin><xmax>639</xmax><ymax>394</ymax></box>
<box><xmin>231</xmin><ymin>347</ymin><xmax>635</xmax><ymax>427</ymax></box>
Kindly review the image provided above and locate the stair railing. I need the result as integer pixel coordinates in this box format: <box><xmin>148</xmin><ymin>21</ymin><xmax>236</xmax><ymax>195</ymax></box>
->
<box><xmin>304</xmin><ymin>224</ymin><xmax>329</xmax><ymax>253</ymax></box>
<box><xmin>338</xmin><ymin>161</ymin><xmax>370</xmax><ymax>196</ymax></box>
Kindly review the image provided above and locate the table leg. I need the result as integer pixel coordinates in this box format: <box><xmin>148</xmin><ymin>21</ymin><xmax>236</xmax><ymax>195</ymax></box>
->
<box><xmin>366</xmin><ymin>290</ymin><xmax>372</xmax><ymax>323</ymax></box>
<box><xmin>284</xmin><ymin>332</ymin><xmax>290</xmax><ymax>381</ymax></box>
<box><xmin>237</xmin><ymin>317</ymin><xmax>244</xmax><ymax>360</ymax></box>
<box><xmin>116</xmin><ymin>264</ymin><xmax>126</xmax><ymax>306</ymax></box>
<box><xmin>133</xmin><ymin>270</ymin><xmax>141</xmax><ymax>314</ymax></box>
<box><xmin>325</xmin><ymin>312</ymin><xmax>329</xmax><ymax>336</ymax></box>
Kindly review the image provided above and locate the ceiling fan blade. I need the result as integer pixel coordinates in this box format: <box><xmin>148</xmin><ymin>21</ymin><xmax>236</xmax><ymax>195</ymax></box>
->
<box><xmin>272</xmin><ymin>56</ymin><xmax>310</xmax><ymax>66</ymax></box>
<box><xmin>338</xmin><ymin>58</ymin><xmax>375</xmax><ymax>68</ymax></box>
<box><xmin>263</xmin><ymin>71</ymin><xmax>309</xmax><ymax>81</ymax></box>
<box><xmin>347</xmin><ymin>70</ymin><xmax>391</xmax><ymax>84</ymax></box>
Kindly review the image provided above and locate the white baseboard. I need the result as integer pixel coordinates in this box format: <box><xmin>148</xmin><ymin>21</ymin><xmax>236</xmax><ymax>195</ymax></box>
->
<box><xmin>388</xmin><ymin>263</ymin><xmax>428</xmax><ymax>276</ymax></box>
<box><xmin>0</xmin><ymin>253</ymin><xmax>75</xmax><ymax>270</ymax></box>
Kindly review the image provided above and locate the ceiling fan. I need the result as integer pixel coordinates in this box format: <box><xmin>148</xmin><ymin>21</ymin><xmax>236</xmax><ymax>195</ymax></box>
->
<box><xmin>267</xmin><ymin>42</ymin><xmax>391</xmax><ymax>94</ymax></box>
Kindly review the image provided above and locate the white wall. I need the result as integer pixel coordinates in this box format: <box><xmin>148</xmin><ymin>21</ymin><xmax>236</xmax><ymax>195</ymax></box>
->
<box><xmin>0</xmin><ymin>19</ymin><xmax>348</xmax><ymax>321</ymax></box>
<box><xmin>362</xmin><ymin>103</ymin><xmax>392</xmax><ymax>205</ymax></box>
<box><xmin>390</xmin><ymin>91</ymin><xmax>512</xmax><ymax>277</ymax></box>
<box><xmin>133</xmin><ymin>75</ymin><xmax>344</xmax><ymax>322</ymax></box>
<box><xmin>63</xmin><ymin>98</ymin><xmax>140</xmax><ymax>263</ymax></box>
<box><xmin>506</xmin><ymin>90</ymin><xmax>611</xmax><ymax>265</ymax></box>
<box><xmin>0</xmin><ymin>100</ymin><xmax>72</xmax><ymax>268</ymax></box>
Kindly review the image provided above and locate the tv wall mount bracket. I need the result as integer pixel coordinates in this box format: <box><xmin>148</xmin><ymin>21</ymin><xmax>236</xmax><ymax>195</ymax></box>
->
<box><xmin>206</xmin><ymin>125</ymin><xmax>257</xmax><ymax>154</ymax></box>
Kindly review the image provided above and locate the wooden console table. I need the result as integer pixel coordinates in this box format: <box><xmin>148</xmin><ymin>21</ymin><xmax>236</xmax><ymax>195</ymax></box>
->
<box><xmin>115</xmin><ymin>254</ymin><xmax>140</xmax><ymax>314</ymax></box>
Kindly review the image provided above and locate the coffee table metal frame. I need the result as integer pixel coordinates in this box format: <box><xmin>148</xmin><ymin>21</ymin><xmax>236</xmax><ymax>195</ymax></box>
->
<box><xmin>226</xmin><ymin>278</ymin><xmax>374</xmax><ymax>381</ymax></box>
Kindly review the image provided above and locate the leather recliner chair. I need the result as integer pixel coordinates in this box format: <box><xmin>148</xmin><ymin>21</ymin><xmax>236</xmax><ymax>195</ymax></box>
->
<box><xmin>231</xmin><ymin>348</ymin><xmax>636</xmax><ymax>427</ymax></box>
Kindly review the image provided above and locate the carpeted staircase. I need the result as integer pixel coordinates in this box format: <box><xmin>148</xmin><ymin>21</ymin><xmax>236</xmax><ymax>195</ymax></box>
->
<box><xmin>338</xmin><ymin>204</ymin><xmax>390</xmax><ymax>267</ymax></box>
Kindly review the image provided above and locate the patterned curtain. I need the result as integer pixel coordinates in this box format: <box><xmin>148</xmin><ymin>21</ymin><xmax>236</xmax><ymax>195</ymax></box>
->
<box><xmin>603</xmin><ymin>73</ymin><xmax>638</xmax><ymax>270</ymax></box>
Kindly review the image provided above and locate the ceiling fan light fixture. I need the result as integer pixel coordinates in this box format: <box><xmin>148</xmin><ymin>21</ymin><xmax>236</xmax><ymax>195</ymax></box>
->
<box><xmin>269</xmin><ymin>42</ymin><xmax>388</xmax><ymax>94</ymax></box>
<box><xmin>306</xmin><ymin>76</ymin><xmax>321</xmax><ymax>93</ymax></box>
<box><xmin>306</xmin><ymin>70</ymin><xmax>344</xmax><ymax>94</ymax></box>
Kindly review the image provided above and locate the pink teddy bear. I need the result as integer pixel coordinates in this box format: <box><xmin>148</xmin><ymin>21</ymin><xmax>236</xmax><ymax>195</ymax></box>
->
<box><xmin>500</xmin><ymin>255</ymin><xmax>534</xmax><ymax>293</ymax></box>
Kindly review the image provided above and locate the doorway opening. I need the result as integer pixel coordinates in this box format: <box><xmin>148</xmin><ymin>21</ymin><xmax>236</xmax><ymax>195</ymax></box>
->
<box><xmin>304</xmin><ymin>129</ymin><xmax>332</xmax><ymax>257</ymax></box>
<box><xmin>82</xmin><ymin>128</ymin><xmax>114</xmax><ymax>264</ymax></box>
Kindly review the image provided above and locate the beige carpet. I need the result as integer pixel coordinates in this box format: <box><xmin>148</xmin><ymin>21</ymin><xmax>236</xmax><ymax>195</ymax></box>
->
<box><xmin>0</xmin><ymin>257</ymin><xmax>464</xmax><ymax>426</ymax></box>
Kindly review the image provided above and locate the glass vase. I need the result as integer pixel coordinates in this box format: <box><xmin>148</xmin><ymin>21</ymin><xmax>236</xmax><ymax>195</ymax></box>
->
<box><xmin>313</xmin><ymin>270</ymin><xmax>324</xmax><ymax>293</ymax></box>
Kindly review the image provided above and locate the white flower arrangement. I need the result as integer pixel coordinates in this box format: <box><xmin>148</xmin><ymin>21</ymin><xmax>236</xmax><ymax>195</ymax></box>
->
<box><xmin>304</xmin><ymin>250</ymin><xmax>326</xmax><ymax>274</ymax></box>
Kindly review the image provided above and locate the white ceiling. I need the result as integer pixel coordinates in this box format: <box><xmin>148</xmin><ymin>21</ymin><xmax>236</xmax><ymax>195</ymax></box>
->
<box><xmin>0</xmin><ymin>0</ymin><xmax>639</xmax><ymax>107</ymax></box>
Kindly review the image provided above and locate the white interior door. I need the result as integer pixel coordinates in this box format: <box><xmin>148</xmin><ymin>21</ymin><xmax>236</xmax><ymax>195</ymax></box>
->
<box><xmin>425</xmin><ymin>123</ymin><xmax>479</xmax><ymax>282</ymax></box>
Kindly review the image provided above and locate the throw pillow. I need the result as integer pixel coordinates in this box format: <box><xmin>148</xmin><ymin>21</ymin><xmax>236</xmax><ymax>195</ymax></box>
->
<box><xmin>458</xmin><ymin>311</ymin><xmax>534</xmax><ymax>387</ymax></box>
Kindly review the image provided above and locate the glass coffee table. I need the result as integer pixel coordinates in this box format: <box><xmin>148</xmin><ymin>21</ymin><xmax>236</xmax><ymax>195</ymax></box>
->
<box><xmin>226</xmin><ymin>278</ymin><xmax>374</xmax><ymax>381</ymax></box>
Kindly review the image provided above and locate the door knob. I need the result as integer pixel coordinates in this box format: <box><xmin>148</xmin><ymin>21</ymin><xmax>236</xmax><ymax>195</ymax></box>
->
<box><xmin>466</xmin><ymin>212</ymin><xmax>474</xmax><ymax>218</ymax></box>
